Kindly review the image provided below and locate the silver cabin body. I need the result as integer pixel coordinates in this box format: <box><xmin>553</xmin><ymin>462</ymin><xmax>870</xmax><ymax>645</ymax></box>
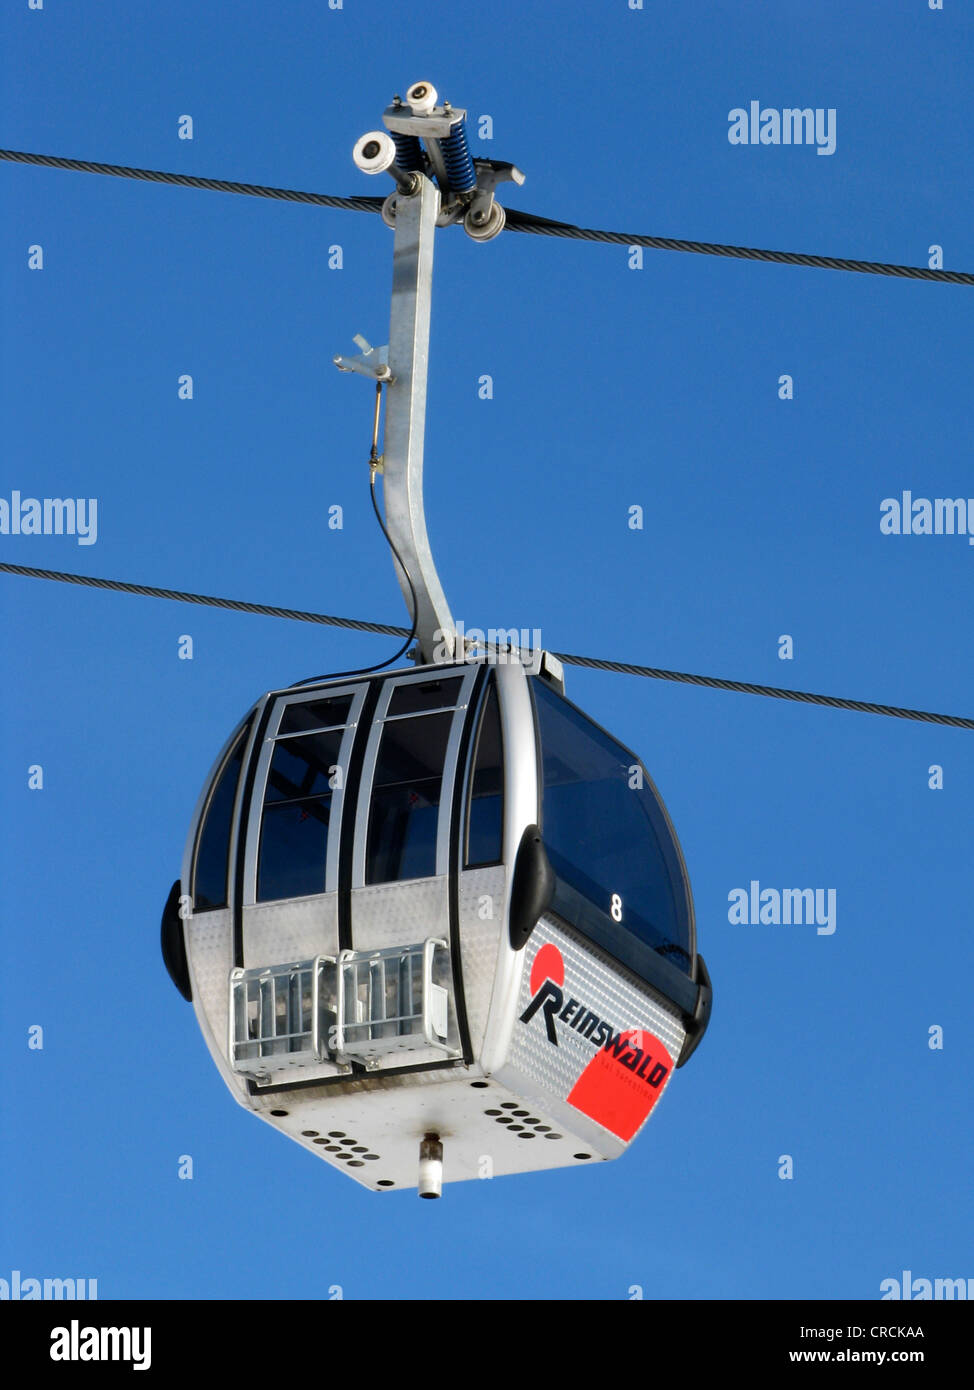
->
<box><xmin>165</xmin><ymin>656</ymin><xmax>711</xmax><ymax>1193</ymax></box>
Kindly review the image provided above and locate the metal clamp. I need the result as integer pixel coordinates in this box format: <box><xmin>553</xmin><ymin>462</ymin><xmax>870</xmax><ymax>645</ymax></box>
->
<box><xmin>333</xmin><ymin>334</ymin><xmax>393</xmax><ymax>383</ymax></box>
<box><xmin>464</xmin><ymin>160</ymin><xmax>526</xmax><ymax>241</ymax></box>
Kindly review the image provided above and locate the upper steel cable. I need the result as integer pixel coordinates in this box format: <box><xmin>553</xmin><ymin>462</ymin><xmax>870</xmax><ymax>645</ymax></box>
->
<box><xmin>1</xmin><ymin>563</ymin><xmax>971</xmax><ymax>730</ymax></box>
<box><xmin>0</xmin><ymin>148</ymin><xmax>384</xmax><ymax>213</ymax></box>
<box><xmin>3</xmin><ymin>148</ymin><xmax>973</xmax><ymax>284</ymax></box>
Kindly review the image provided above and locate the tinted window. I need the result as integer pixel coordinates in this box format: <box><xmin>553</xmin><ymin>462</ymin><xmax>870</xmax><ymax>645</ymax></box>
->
<box><xmin>278</xmin><ymin>695</ymin><xmax>353</xmax><ymax>736</ymax></box>
<box><xmin>264</xmin><ymin>730</ymin><xmax>343</xmax><ymax>803</ymax></box>
<box><xmin>194</xmin><ymin>726</ymin><xmax>248</xmax><ymax>911</ymax></box>
<box><xmin>258</xmin><ymin>726</ymin><xmax>345</xmax><ymax>902</ymax></box>
<box><xmin>465</xmin><ymin>679</ymin><xmax>503</xmax><ymax>867</ymax></box>
<box><xmin>387</xmin><ymin>677</ymin><xmax>464</xmax><ymax>717</ymax></box>
<box><xmin>366</xmin><ymin>712</ymin><xmax>454</xmax><ymax>883</ymax></box>
<box><xmin>532</xmin><ymin>679</ymin><xmax>691</xmax><ymax>969</ymax></box>
<box><xmin>258</xmin><ymin>799</ymin><xmax>332</xmax><ymax>901</ymax></box>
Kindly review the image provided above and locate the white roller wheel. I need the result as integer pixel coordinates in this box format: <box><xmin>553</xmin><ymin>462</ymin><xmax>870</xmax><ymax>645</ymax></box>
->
<box><xmin>463</xmin><ymin>201</ymin><xmax>506</xmax><ymax>242</ymax></box>
<box><xmin>406</xmin><ymin>80</ymin><xmax>438</xmax><ymax>114</ymax></box>
<box><xmin>353</xmin><ymin>131</ymin><xmax>397</xmax><ymax>175</ymax></box>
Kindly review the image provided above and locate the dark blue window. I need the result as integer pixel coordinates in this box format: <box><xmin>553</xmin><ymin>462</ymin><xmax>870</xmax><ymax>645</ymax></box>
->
<box><xmin>366</xmin><ymin>711</ymin><xmax>454</xmax><ymax>883</ymax></box>
<box><xmin>531</xmin><ymin>679</ymin><xmax>692</xmax><ymax>970</ymax></box>
<box><xmin>193</xmin><ymin>726</ymin><xmax>248</xmax><ymax>911</ymax></box>
<box><xmin>257</xmin><ymin>728</ymin><xmax>345</xmax><ymax>901</ymax></box>
<box><xmin>465</xmin><ymin>678</ymin><xmax>503</xmax><ymax>867</ymax></box>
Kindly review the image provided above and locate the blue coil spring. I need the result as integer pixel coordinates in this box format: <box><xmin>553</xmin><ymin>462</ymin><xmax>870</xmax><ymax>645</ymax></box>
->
<box><xmin>391</xmin><ymin>132</ymin><xmax>424</xmax><ymax>172</ymax></box>
<box><xmin>438</xmin><ymin>119</ymin><xmax>476</xmax><ymax>193</ymax></box>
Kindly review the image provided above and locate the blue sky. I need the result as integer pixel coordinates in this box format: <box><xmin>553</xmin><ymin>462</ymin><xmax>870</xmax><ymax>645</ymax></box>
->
<box><xmin>2</xmin><ymin>0</ymin><xmax>972</xmax><ymax>1300</ymax></box>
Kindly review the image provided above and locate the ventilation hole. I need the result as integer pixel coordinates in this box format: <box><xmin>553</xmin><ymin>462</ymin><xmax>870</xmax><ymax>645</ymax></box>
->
<box><xmin>534</xmin><ymin>1124</ymin><xmax>551</xmax><ymax>1132</ymax></box>
<box><xmin>270</xmin><ymin>1109</ymin><xmax>288</xmax><ymax>1117</ymax></box>
<box><xmin>484</xmin><ymin>1109</ymin><xmax>502</xmax><ymax>1116</ymax></box>
<box><xmin>524</xmin><ymin>1118</ymin><xmax>540</xmax><ymax>1125</ymax></box>
<box><xmin>508</xmin><ymin>1125</ymin><xmax>524</xmax><ymax>1133</ymax></box>
<box><xmin>328</xmin><ymin>1131</ymin><xmax>346</xmax><ymax>1139</ymax></box>
<box><xmin>325</xmin><ymin>1144</ymin><xmax>341</xmax><ymax>1152</ymax></box>
<box><xmin>347</xmin><ymin>1160</ymin><xmax>365</xmax><ymax>1167</ymax></box>
<box><xmin>495</xmin><ymin>1117</ymin><xmax>513</xmax><ymax>1125</ymax></box>
<box><xmin>351</xmin><ymin>1145</ymin><xmax>368</xmax><ymax>1154</ymax></box>
<box><xmin>500</xmin><ymin>1102</ymin><xmax>518</xmax><ymax>1110</ymax></box>
<box><xmin>301</xmin><ymin>1130</ymin><xmax>319</xmax><ymax>1138</ymax></box>
<box><xmin>312</xmin><ymin>1138</ymin><xmax>329</xmax><ymax>1146</ymax></box>
<box><xmin>336</xmin><ymin>1152</ymin><xmax>352</xmax><ymax>1161</ymax></box>
<box><xmin>573</xmin><ymin>1152</ymin><xmax>592</xmax><ymax>1160</ymax></box>
<box><xmin>512</xmin><ymin>1110</ymin><xmax>529</xmax><ymax>1118</ymax></box>
<box><xmin>517</xmin><ymin>1132</ymin><xmax>536</xmax><ymax>1139</ymax></box>
<box><xmin>364</xmin><ymin>1154</ymin><xmax>380</xmax><ymax>1161</ymax></box>
<box><xmin>545</xmin><ymin>1133</ymin><xmax>562</xmax><ymax>1140</ymax></box>
<box><xmin>377</xmin><ymin>1180</ymin><xmax>395</xmax><ymax>1187</ymax></box>
<box><xmin>470</xmin><ymin>1081</ymin><xmax>488</xmax><ymax>1088</ymax></box>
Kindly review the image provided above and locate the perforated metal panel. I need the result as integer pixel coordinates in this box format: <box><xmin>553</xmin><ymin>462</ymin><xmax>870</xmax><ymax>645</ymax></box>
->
<box><xmin>185</xmin><ymin>908</ymin><xmax>234</xmax><ymax>1066</ymax></box>
<box><xmin>498</xmin><ymin>915</ymin><xmax>686</xmax><ymax>1153</ymax></box>
<box><xmin>232</xmin><ymin>916</ymin><xmax>688</xmax><ymax>1190</ymax></box>
<box><xmin>349</xmin><ymin>876</ymin><xmax>451</xmax><ymax>953</ymax></box>
<box><xmin>242</xmin><ymin>893</ymin><xmax>340</xmax><ymax>970</ymax></box>
<box><xmin>249</xmin><ymin>1072</ymin><xmax>598</xmax><ymax>1191</ymax></box>
<box><xmin>456</xmin><ymin>864</ymin><xmax>506</xmax><ymax>1053</ymax></box>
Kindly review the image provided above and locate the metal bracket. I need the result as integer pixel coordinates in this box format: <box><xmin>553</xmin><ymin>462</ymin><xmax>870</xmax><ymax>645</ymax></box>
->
<box><xmin>335</xmin><ymin>175</ymin><xmax>457</xmax><ymax>663</ymax></box>
<box><xmin>465</xmin><ymin>159</ymin><xmax>526</xmax><ymax>236</ymax></box>
<box><xmin>333</xmin><ymin>334</ymin><xmax>392</xmax><ymax>382</ymax></box>
<box><xmin>338</xmin><ymin>87</ymin><xmax>526</xmax><ymax>661</ymax></box>
<box><xmin>383</xmin><ymin>102</ymin><xmax>465</xmax><ymax>141</ymax></box>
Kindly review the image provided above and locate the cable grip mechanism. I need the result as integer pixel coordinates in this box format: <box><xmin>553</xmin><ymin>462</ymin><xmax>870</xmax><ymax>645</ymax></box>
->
<box><xmin>352</xmin><ymin>78</ymin><xmax>524</xmax><ymax>241</ymax></box>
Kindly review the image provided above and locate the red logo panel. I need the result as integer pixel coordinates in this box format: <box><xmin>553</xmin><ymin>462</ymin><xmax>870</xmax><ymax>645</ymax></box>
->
<box><xmin>567</xmin><ymin>1028</ymin><xmax>672</xmax><ymax>1142</ymax></box>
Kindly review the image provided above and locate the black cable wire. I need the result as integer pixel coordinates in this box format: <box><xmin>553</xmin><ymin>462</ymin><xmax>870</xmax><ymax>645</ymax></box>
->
<box><xmin>294</xmin><ymin>384</ymin><xmax>418</xmax><ymax>684</ymax></box>
<box><xmin>502</xmin><ymin>209</ymin><xmax>974</xmax><ymax>285</ymax></box>
<box><xmin>551</xmin><ymin>652</ymin><xmax>974</xmax><ymax>729</ymax></box>
<box><xmin>4</xmin><ymin>147</ymin><xmax>973</xmax><ymax>285</ymax></box>
<box><xmin>0</xmin><ymin>148</ymin><xmax>384</xmax><ymax>214</ymax></box>
<box><xmin>0</xmin><ymin>561</ymin><xmax>408</xmax><ymax>634</ymax></box>
<box><xmin>292</xmin><ymin>470</ymin><xmax>419</xmax><ymax>685</ymax></box>
<box><xmin>1</xmin><ymin>562</ymin><xmax>971</xmax><ymax>729</ymax></box>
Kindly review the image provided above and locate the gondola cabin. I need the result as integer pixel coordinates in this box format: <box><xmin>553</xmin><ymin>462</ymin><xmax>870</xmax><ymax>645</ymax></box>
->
<box><xmin>161</xmin><ymin>79</ymin><xmax>711</xmax><ymax>1195</ymax></box>
<box><xmin>162</xmin><ymin>653</ymin><xmax>711</xmax><ymax>1194</ymax></box>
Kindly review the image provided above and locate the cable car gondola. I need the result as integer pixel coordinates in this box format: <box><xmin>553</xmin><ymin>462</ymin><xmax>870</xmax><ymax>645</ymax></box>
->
<box><xmin>161</xmin><ymin>82</ymin><xmax>712</xmax><ymax>1196</ymax></box>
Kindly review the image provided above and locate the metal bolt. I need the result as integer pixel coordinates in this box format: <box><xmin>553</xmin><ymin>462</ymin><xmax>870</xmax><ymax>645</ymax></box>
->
<box><xmin>419</xmin><ymin>1133</ymin><xmax>444</xmax><ymax>1199</ymax></box>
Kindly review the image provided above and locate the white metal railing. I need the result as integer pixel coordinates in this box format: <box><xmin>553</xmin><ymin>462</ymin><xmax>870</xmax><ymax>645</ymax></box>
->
<box><xmin>335</xmin><ymin>939</ymin><xmax>451</xmax><ymax>1065</ymax></box>
<box><xmin>229</xmin><ymin>957</ymin><xmax>335</xmax><ymax>1075</ymax></box>
<box><xmin>229</xmin><ymin>939</ymin><xmax>453</xmax><ymax>1075</ymax></box>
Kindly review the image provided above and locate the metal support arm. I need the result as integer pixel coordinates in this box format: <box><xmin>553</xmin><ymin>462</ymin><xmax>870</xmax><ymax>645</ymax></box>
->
<box><xmin>377</xmin><ymin>176</ymin><xmax>457</xmax><ymax>663</ymax></box>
